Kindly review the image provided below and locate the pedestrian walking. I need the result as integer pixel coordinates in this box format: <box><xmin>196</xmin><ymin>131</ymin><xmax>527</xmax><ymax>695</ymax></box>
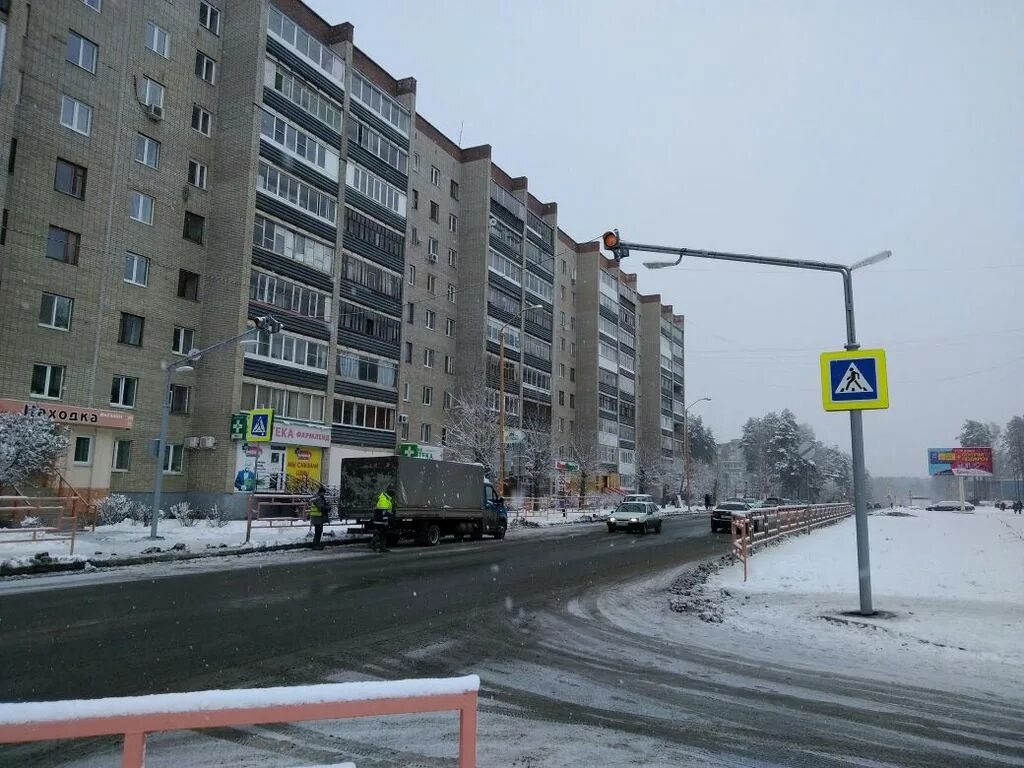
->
<box><xmin>372</xmin><ymin>490</ymin><xmax>394</xmax><ymax>551</ymax></box>
<box><xmin>704</xmin><ymin>493</ymin><xmax>712</xmax><ymax>511</ymax></box>
<box><xmin>1014</xmin><ymin>499</ymin><xmax>1023</xmax><ymax>515</ymax></box>
<box><xmin>308</xmin><ymin>485</ymin><xmax>329</xmax><ymax>550</ymax></box>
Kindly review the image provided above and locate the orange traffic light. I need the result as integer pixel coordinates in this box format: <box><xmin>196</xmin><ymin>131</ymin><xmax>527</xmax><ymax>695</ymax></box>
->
<box><xmin>602</xmin><ymin>230</ymin><xmax>620</xmax><ymax>250</ymax></box>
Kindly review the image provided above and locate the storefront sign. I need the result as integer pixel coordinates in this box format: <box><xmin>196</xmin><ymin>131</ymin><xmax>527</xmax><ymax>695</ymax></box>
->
<box><xmin>0</xmin><ymin>399</ymin><xmax>134</xmax><ymax>429</ymax></box>
<box><xmin>230</xmin><ymin>413</ymin><xmax>247</xmax><ymax>440</ymax></box>
<box><xmin>273</xmin><ymin>421</ymin><xmax>331</xmax><ymax>447</ymax></box>
<box><xmin>246</xmin><ymin>408</ymin><xmax>274</xmax><ymax>442</ymax></box>
<box><xmin>286</xmin><ymin>446</ymin><xmax>323</xmax><ymax>484</ymax></box>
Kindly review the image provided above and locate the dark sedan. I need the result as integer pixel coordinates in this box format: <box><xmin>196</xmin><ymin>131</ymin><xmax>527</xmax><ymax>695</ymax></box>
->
<box><xmin>710</xmin><ymin>501</ymin><xmax>750</xmax><ymax>533</ymax></box>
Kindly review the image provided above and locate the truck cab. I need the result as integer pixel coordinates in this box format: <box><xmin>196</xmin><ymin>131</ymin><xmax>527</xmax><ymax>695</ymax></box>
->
<box><xmin>483</xmin><ymin>479</ymin><xmax>508</xmax><ymax>539</ymax></box>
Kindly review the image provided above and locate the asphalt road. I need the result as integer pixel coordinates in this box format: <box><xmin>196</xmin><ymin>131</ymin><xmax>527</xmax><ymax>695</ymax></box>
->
<box><xmin>1</xmin><ymin>516</ymin><xmax>1021</xmax><ymax>767</ymax></box>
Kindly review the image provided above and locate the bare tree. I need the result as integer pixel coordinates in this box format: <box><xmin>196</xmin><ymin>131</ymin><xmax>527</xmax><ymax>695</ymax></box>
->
<box><xmin>567</xmin><ymin>430</ymin><xmax>600</xmax><ymax>508</ymax></box>
<box><xmin>444</xmin><ymin>383</ymin><xmax>499</xmax><ymax>477</ymax></box>
<box><xmin>0</xmin><ymin>411</ymin><xmax>70</xmax><ymax>490</ymax></box>
<box><xmin>634</xmin><ymin>441</ymin><xmax>665</xmax><ymax>496</ymax></box>
<box><xmin>518</xmin><ymin>415</ymin><xmax>553</xmax><ymax>510</ymax></box>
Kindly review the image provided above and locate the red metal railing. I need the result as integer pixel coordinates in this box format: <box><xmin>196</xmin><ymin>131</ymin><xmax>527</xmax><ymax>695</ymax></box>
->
<box><xmin>730</xmin><ymin>503</ymin><xmax>853</xmax><ymax>581</ymax></box>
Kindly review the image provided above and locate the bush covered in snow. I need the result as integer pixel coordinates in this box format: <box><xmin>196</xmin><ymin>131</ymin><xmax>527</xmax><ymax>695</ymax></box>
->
<box><xmin>18</xmin><ymin>515</ymin><xmax>43</xmax><ymax>528</ymax></box>
<box><xmin>96</xmin><ymin>495</ymin><xmax>135</xmax><ymax>526</ymax></box>
<box><xmin>205</xmin><ymin>504</ymin><xmax>228</xmax><ymax>527</ymax></box>
<box><xmin>170</xmin><ymin>502</ymin><xmax>198</xmax><ymax>527</ymax></box>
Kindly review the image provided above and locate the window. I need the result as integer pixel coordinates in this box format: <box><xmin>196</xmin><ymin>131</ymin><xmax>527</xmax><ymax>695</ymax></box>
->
<box><xmin>448</xmin><ymin>214</ymin><xmax>458</xmax><ymax>233</ymax></box>
<box><xmin>558</xmin><ymin>390</ymin><xmax>565</xmax><ymax>406</ymax></box>
<box><xmin>182</xmin><ymin>212</ymin><xmax>205</xmax><ymax>244</ymax></box>
<box><xmin>140</xmin><ymin>77</ymin><xmax>165</xmax><ymax>109</ymax></box>
<box><xmin>445</xmin><ymin>317</ymin><xmax>455</xmax><ymax>337</ymax></box>
<box><xmin>522</xmin><ymin>367</ymin><xmax>550</xmax><ymax>391</ymax></box>
<box><xmin>39</xmin><ymin>293</ymin><xmax>73</xmax><ymax>330</ymax></box>
<box><xmin>172</xmin><ymin>326</ymin><xmax>195</xmax><ymax>354</ymax></box>
<box><xmin>264</xmin><ymin>57</ymin><xmax>342</xmax><ymax>132</ymax></box>
<box><xmin>428</xmin><ymin>237</ymin><xmax>439</xmax><ymax>260</ymax></box>
<box><xmin>123</xmin><ymin>252</ymin><xmax>149</xmax><ymax>286</ymax></box>
<box><xmin>188</xmin><ymin>160</ymin><xmax>208</xmax><ymax>189</ymax></box>
<box><xmin>47</xmin><ymin>226</ymin><xmax>80</xmax><ymax>265</ymax></box>
<box><xmin>450</xmin><ymin>180</ymin><xmax>459</xmax><ymax>200</ymax></box>
<box><xmin>570</xmin><ymin>394</ymin><xmax>576</xmax><ymax>408</ymax></box>
<box><xmin>445</xmin><ymin>355</ymin><xmax>454</xmax><ymax>375</ymax></box>
<box><xmin>195</xmin><ymin>51</ymin><xmax>216</xmax><ymax>83</ymax></box>
<box><xmin>486</xmin><ymin>318</ymin><xmax>520</xmax><ymax>349</ymax></box>
<box><xmin>559</xmin><ymin>363</ymin><xmax>565</xmax><ymax>378</ymax></box>
<box><xmin>169</xmin><ymin>384</ymin><xmax>191</xmax><ymax>414</ymax></box>
<box><xmin>344</xmin><ymin>208</ymin><xmax>405</xmax><ymax>261</ymax></box>
<box><xmin>402</xmin><ymin>383</ymin><xmax>410</xmax><ymax>402</ymax></box>
<box><xmin>336</xmin><ymin>350</ymin><xmax>398</xmax><ymax>389</ymax></box>
<box><xmin>254</xmin><ymin>215</ymin><xmax>333</xmax><ymax>273</ymax></box>
<box><xmin>422</xmin><ymin>386</ymin><xmax>433</xmax><ymax>406</ymax></box>
<box><xmin>345</xmin><ymin>163</ymin><xmax>407</xmax><ymax>216</ymax></box>
<box><xmin>443</xmin><ymin>392</ymin><xmax>453</xmax><ymax>411</ymax></box>
<box><xmin>119</xmin><ymin>313</ymin><xmax>145</xmax><ymax>346</ymax></box>
<box><xmin>199</xmin><ymin>1</ymin><xmax>221</xmax><ymax>35</ymax></box>
<box><xmin>559</xmin><ymin>418</ymin><xmax>565</xmax><ymax>433</ymax></box>
<box><xmin>339</xmin><ymin>254</ymin><xmax>400</xmax><ymax>301</ymax></box>
<box><xmin>30</xmin><ymin>363</ymin><xmax>64</xmax><ymax>399</ymax></box>
<box><xmin>73</xmin><ymin>436</ymin><xmax>93</xmax><ymax>465</ymax></box>
<box><xmin>448</xmin><ymin>248</ymin><xmax>458</xmax><ymax>268</ymax></box>
<box><xmin>251</xmin><ymin>271</ymin><xmax>332</xmax><ymax>321</ymax></box>
<box><xmin>412</xmin><ymin>189</ymin><xmax>418</xmax><ymax>210</ymax></box>
<box><xmin>191</xmin><ymin>104</ymin><xmax>212</xmax><ymax>135</ymax></box>
<box><xmin>241</xmin><ymin>382</ymin><xmax>325</xmax><ymax>421</ymax></box>
<box><xmin>429</xmin><ymin>201</ymin><xmax>439</xmax><ymax>222</ymax></box>
<box><xmin>441</xmin><ymin>427</ymin><xmax>448</xmax><ymax>446</ymax></box>
<box><xmin>177</xmin><ymin>269</ymin><xmax>200</xmax><ymax>300</ymax></box>
<box><xmin>347</xmin><ymin>118</ymin><xmax>409</xmax><ymax>174</ymax></box>
<box><xmin>488</xmin><ymin>249</ymin><xmax>522</xmax><ymax>284</ymax></box>
<box><xmin>412</xmin><ymin>153</ymin><xmax>420</xmax><ymax>172</ymax></box>
<box><xmin>400</xmin><ymin>421</ymin><xmax>410</xmax><ymax>440</ymax></box>
<box><xmin>266</xmin><ymin>6</ymin><xmax>345</xmax><ymax>83</ymax></box>
<box><xmin>570</xmin><ymin>367</ymin><xmax>576</xmax><ymax>382</ymax></box>
<box><xmin>163</xmin><ymin>444</ymin><xmax>184</xmax><ymax>474</ymax></box>
<box><xmin>261</xmin><ymin>160</ymin><xmax>337</xmax><ymax>222</ymax></box>
<box><xmin>146</xmin><ymin>21</ymin><xmax>170</xmax><ymax>58</ymax></box>
<box><xmin>54</xmin><ymin>158</ymin><xmax>87</xmax><ymax>199</ymax></box>
<box><xmin>82</xmin><ymin>0</ymin><xmax>101</xmax><ymax>10</ymax></box>
<box><xmin>410</xmin><ymin>226</ymin><xmax>419</xmax><ymax>244</ymax></box>
<box><xmin>426</xmin><ymin>274</ymin><xmax>437</xmax><ymax>295</ymax></box>
<box><xmin>423</xmin><ymin>348</ymin><xmax>435</xmax><ymax>368</ymax></box>
<box><xmin>249</xmin><ymin>330</ymin><xmax>330</xmax><ymax>370</ymax></box>
<box><xmin>130</xmin><ymin>192</ymin><xmax>154</xmax><ymax>225</ymax></box>
<box><xmin>60</xmin><ymin>95</ymin><xmax>92</xmax><ymax>136</ymax></box>
<box><xmin>420</xmin><ymin>423</ymin><xmax>432</xmax><ymax>443</ymax></box>
<box><xmin>424</xmin><ymin>309</ymin><xmax>436</xmax><ymax>330</ymax></box>
<box><xmin>404</xmin><ymin>342</ymin><xmax>413</xmax><ymax>364</ymax></box>
<box><xmin>331</xmin><ymin>398</ymin><xmax>396</xmax><ymax>431</ymax></box>
<box><xmin>135</xmin><ymin>133</ymin><xmax>160</xmax><ymax>169</ymax></box>
<box><xmin>67</xmin><ymin>31</ymin><xmax>98</xmax><ymax>73</ymax></box>
<box><xmin>524</xmin><ymin>271</ymin><xmax>554</xmax><ymax>302</ymax></box>
<box><xmin>523</xmin><ymin>335</ymin><xmax>551</xmax><ymax>362</ymax></box>
<box><xmin>112</xmin><ymin>440</ymin><xmax>132</xmax><ymax>472</ymax></box>
<box><xmin>447</xmin><ymin>284</ymin><xmax>456</xmax><ymax>303</ymax></box>
<box><xmin>110</xmin><ymin>375</ymin><xmax>138</xmax><ymax>408</ymax></box>
<box><xmin>407</xmin><ymin>264</ymin><xmax>416</xmax><ymax>285</ymax></box>
<box><xmin>430</xmin><ymin>166</ymin><xmax>440</xmax><ymax>186</ymax></box>
<box><xmin>260</xmin><ymin>107</ymin><xmax>339</xmax><ymax>175</ymax></box>
<box><xmin>406</xmin><ymin>302</ymin><xmax>415</xmax><ymax>324</ymax></box>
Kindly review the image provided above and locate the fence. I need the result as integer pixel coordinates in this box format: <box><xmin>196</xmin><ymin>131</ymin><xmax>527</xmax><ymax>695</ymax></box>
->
<box><xmin>731</xmin><ymin>503</ymin><xmax>852</xmax><ymax>581</ymax></box>
<box><xmin>0</xmin><ymin>675</ymin><xmax>480</xmax><ymax>768</ymax></box>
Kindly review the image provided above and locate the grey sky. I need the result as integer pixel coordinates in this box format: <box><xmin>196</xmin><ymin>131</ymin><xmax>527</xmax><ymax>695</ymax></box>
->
<box><xmin>308</xmin><ymin>0</ymin><xmax>1023</xmax><ymax>477</ymax></box>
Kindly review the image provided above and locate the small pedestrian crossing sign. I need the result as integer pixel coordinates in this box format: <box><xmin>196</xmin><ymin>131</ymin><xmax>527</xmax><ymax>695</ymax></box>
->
<box><xmin>246</xmin><ymin>408</ymin><xmax>274</xmax><ymax>442</ymax></box>
<box><xmin>820</xmin><ymin>349</ymin><xmax>889</xmax><ymax>411</ymax></box>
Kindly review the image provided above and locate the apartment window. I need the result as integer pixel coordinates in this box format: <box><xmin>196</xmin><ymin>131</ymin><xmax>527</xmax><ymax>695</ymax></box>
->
<box><xmin>407</xmin><ymin>264</ymin><xmax>416</xmax><ymax>285</ymax></box>
<box><xmin>426</xmin><ymin>274</ymin><xmax>437</xmax><ymax>295</ymax></box>
<box><xmin>46</xmin><ymin>226</ymin><xmax>80</xmax><ymax>265</ymax></box>
<box><xmin>182</xmin><ymin>212</ymin><xmax>205</xmax><ymax>244</ymax></box>
<box><xmin>570</xmin><ymin>394</ymin><xmax>576</xmax><ymax>408</ymax></box>
<box><xmin>263</xmin><ymin>160</ymin><xmax>338</xmax><ymax>222</ymax></box>
<box><xmin>441</xmin><ymin>427</ymin><xmax>448</xmax><ymax>446</ymax></box>
<box><xmin>67</xmin><ymin>31</ymin><xmax>98</xmax><ymax>73</ymax></box>
<box><xmin>428</xmin><ymin>237</ymin><xmax>439</xmax><ymax>260</ymax></box>
<box><xmin>420</xmin><ymin>423</ymin><xmax>432</xmax><ymax>443</ymax></box>
<box><xmin>402</xmin><ymin>382</ymin><xmax>410</xmax><ymax>402</ymax></box>
<box><xmin>448</xmin><ymin>248</ymin><xmax>457</xmax><ymax>268</ymax></box>
<box><xmin>123</xmin><ymin>252</ymin><xmax>149</xmax><ymax>286</ymax></box>
<box><xmin>112</xmin><ymin>440</ymin><xmax>132</xmax><ymax>472</ymax></box>
<box><xmin>187</xmin><ymin>160</ymin><xmax>208</xmax><ymax>189</ymax></box>
<box><xmin>429</xmin><ymin>201</ymin><xmax>439</xmax><ymax>222</ymax></box>
<box><xmin>163</xmin><ymin>444</ymin><xmax>184</xmax><ymax>474</ymax></box>
<box><xmin>412</xmin><ymin>189</ymin><xmax>419</xmax><ymax>210</ymax></box>
<box><xmin>39</xmin><ymin>293</ymin><xmax>73</xmax><ymax>330</ymax></box>
<box><xmin>110</xmin><ymin>375</ymin><xmax>138</xmax><ymax>408</ymax></box>
<box><xmin>73</xmin><ymin>436</ymin><xmax>93</xmax><ymax>465</ymax></box>
<box><xmin>345</xmin><ymin>163</ymin><xmax>406</xmax><ymax>216</ymax></box>
<box><xmin>443</xmin><ymin>392</ymin><xmax>453</xmax><ymax>411</ymax></box>
<box><xmin>54</xmin><ymin>159</ymin><xmax>87</xmax><ymax>199</ymax></box>
<box><xmin>31</xmin><ymin>363</ymin><xmax>64</xmax><ymax>399</ymax></box>
<box><xmin>445</xmin><ymin>317</ymin><xmax>455</xmax><ymax>337</ymax></box>
<box><xmin>172</xmin><ymin>326</ymin><xmax>195</xmax><ymax>355</ymax></box>
<box><xmin>135</xmin><ymin>133</ymin><xmax>160</xmax><ymax>169</ymax></box>
<box><xmin>560</xmin><ymin>285</ymin><xmax>566</xmax><ymax>301</ymax></box>
<box><xmin>241</xmin><ymin>382</ymin><xmax>326</xmax><ymax>422</ymax></box>
<box><xmin>450</xmin><ymin>180</ymin><xmax>459</xmax><ymax>200</ymax></box>
<box><xmin>448</xmin><ymin>213</ymin><xmax>458</xmax><ymax>233</ymax></box>
<box><xmin>60</xmin><ymin>95</ymin><xmax>92</xmax><ymax>136</ymax></box>
<box><xmin>558</xmin><ymin>391</ymin><xmax>565</xmax><ymax>406</ymax></box>
<box><xmin>191</xmin><ymin>104</ymin><xmax>212</xmax><ymax>135</ymax></box>
<box><xmin>254</xmin><ymin>214</ymin><xmax>333</xmax><ymax>273</ymax></box>
<box><xmin>199</xmin><ymin>1</ymin><xmax>221</xmax><ymax>35</ymax></box>
<box><xmin>406</xmin><ymin>302</ymin><xmax>415</xmax><ymax>324</ymax></box>
<box><xmin>424</xmin><ymin>309</ymin><xmax>436</xmax><ymax>330</ymax></box>
<box><xmin>444</xmin><ymin>355</ymin><xmax>454</xmax><ymax>375</ymax></box>
<box><xmin>119</xmin><ymin>313</ymin><xmax>145</xmax><ymax>346</ymax></box>
<box><xmin>81</xmin><ymin>0</ymin><xmax>101</xmax><ymax>10</ymax></box>
<box><xmin>430</xmin><ymin>166</ymin><xmax>440</xmax><ymax>186</ymax></box>
<box><xmin>571</xmin><ymin>342</ymin><xmax>576</xmax><ymax>357</ymax></box>
<box><xmin>261</xmin><ymin>107</ymin><xmax>339</xmax><ymax>174</ymax></box>
<box><xmin>400</xmin><ymin>421</ymin><xmax>410</xmax><ymax>440</ymax></box>
<box><xmin>169</xmin><ymin>384</ymin><xmax>191</xmax><ymax>414</ymax></box>
<box><xmin>447</xmin><ymin>284</ymin><xmax>456</xmax><ymax>303</ymax></box>
<box><xmin>130</xmin><ymin>192</ymin><xmax>155</xmax><ymax>225</ymax></box>
<box><xmin>141</xmin><ymin>77</ymin><xmax>165</xmax><ymax>109</ymax></box>
<box><xmin>404</xmin><ymin>342</ymin><xmax>413</xmax><ymax>364</ymax></box>
<box><xmin>195</xmin><ymin>51</ymin><xmax>216</xmax><ymax>83</ymax></box>
<box><xmin>146</xmin><ymin>21</ymin><xmax>170</xmax><ymax>58</ymax></box>
<box><xmin>177</xmin><ymin>269</ymin><xmax>200</xmax><ymax>300</ymax></box>
<box><xmin>570</xmin><ymin>367</ymin><xmax>576</xmax><ymax>382</ymax></box>
<box><xmin>423</xmin><ymin>348</ymin><xmax>435</xmax><ymax>368</ymax></box>
<box><xmin>422</xmin><ymin>386</ymin><xmax>433</xmax><ymax>406</ymax></box>
<box><xmin>410</xmin><ymin>226</ymin><xmax>419</xmax><ymax>245</ymax></box>
<box><xmin>559</xmin><ymin>418</ymin><xmax>565</xmax><ymax>433</ymax></box>
<box><xmin>412</xmin><ymin>153</ymin><xmax>420</xmax><ymax>172</ymax></box>
<box><xmin>332</xmin><ymin>399</ymin><xmax>396</xmax><ymax>431</ymax></box>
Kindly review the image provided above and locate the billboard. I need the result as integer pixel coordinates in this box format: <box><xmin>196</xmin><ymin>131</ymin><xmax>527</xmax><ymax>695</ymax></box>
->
<box><xmin>927</xmin><ymin>447</ymin><xmax>994</xmax><ymax>477</ymax></box>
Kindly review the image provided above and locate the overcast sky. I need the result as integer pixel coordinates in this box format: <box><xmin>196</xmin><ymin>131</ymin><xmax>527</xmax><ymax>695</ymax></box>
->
<box><xmin>308</xmin><ymin>0</ymin><xmax>1023</xmax><ymax>477</ymax></box>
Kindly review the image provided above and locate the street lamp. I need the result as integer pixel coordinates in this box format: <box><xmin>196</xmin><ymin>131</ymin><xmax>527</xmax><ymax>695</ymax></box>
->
<box><xmin>149</xmin><ymin>315</ymin><xmax>282</xmax><ymax>539</ymax></box>
<box><xmin>612</xmin><ymin>231</ymin><xmax>890</xmax><ymax>615</ymax></box>
<box><xmin>682</xmin><ymin>397</ymin><xmax>711</xmax><ymax>509</ymax></box>
<box><xmin>498</xmin><ymin>303</ymin><xmax>544</xmax><ymax>496</ymax></box>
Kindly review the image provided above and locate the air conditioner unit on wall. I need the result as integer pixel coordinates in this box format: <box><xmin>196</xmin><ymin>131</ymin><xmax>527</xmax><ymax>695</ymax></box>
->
<box><xmin>184</xmin><ymin>436</ymin><xmax>201</xmax><ymax>450</ymax></box>
<box><xmin>398</xmin><ymin>413</ymin><xmax>409</xmax><ymax>424</ymax></box>
<box><xmin>199</xmin><ymin>436</ymin><xmax>217</xmax><ymax>450</ymax></box>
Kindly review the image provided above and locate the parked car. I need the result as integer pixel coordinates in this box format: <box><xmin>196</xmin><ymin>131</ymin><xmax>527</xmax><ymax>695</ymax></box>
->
<box><xmin>607</xmin><ymin>502</ymin><xmax>663</xmax><ymax>535</ymax></box>
<box><xmin>925</xmin><ymin>500</ymin><xmax>975</xmax><ymax>511</ymax></box>
<box><xmin>711</xmin><ymin>501</ymin><xmax>749</xmax><ymax>533</ymax></box>
<box><xmin>762</xmin><ymin>497</ymin><xmax>785</xmax><ymax>508</ymax></box>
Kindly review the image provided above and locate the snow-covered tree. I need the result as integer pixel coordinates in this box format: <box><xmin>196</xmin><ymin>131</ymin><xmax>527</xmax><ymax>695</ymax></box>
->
<box><xmin>686</xmin><ymin>415</ymin><xmax>717</xmax><ymax>465</ymax></box>
<box><xmin>959</xmin><ymin>419</ymin><xmax>996</xmax><ymax>448</ymax></box>
<box><xmin>1002</xmin><ymin>415</ymin><xmax>1024</xmax><ymax>488</ymax></box>
<box><xmin>0</xmin><ymin>412</ymin><xmax>69</xmax><ymax>489</ymax></box>
<box><xmin>518</xmin><ymin>416</ymin><xmax>553</xmax><ymax>508</ymax></box>
<box><xmin>444</xmin><ymin>383</ymin><xmax>500</xmax><ymax>476</ymax></box>
<box><xmin>634</xmin><ymin>441</ymin><xmax>665</xmax><ymax>495</ymax></box>
<box><xmin>567</xmin><ymin>430</ymin><xmax>600</xmax><ymax>507</ymax></box>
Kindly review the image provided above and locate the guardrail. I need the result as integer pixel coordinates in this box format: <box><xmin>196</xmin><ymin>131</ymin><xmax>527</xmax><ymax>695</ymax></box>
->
<box><xmin>731</xmin><ymin>503</ymin><xmax>852</xmax><ymax>581</ymax></box>
<box><xmin>0</xmin><ymin>675</ymin><xmax>480</xmax><ymax>767</ymax></box>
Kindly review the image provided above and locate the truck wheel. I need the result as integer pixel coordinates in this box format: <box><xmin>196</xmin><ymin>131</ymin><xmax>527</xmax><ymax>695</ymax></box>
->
<box><xmin>424</xmin><ymin>524</ymin><xmax>441</xmax><ymax>547</ymax></box>
<box><xmin>470</xmin><ymin>526</ymin><xmax>484</xmax><ymax>541</ymax></box>
<box><xmin>493</xmin><ymin>523</ymin><xmax>507</xmax><ymax>540</ymax></box>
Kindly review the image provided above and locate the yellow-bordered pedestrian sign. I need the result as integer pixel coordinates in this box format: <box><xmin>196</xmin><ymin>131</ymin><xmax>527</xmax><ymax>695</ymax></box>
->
<box><xmin>246</xmin><ymin>408</ymin><xmax>274</xmax><ymax>441</ymax></box>
<box><xmin>820</xmin><ymin>349</ymin><xmax>889</xmax><ymax>412</ymax></box>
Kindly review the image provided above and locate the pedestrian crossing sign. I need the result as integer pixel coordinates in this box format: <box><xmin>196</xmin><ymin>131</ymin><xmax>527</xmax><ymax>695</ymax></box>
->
<box><xmin>246</xmin><ymin>408</ymin><xmax>274</xmax><ymax>442</ymax></box>
<box><xmin>820</xmin><ymin>349</ymin><xmax>889</xmax><ymax>412</ymax></box>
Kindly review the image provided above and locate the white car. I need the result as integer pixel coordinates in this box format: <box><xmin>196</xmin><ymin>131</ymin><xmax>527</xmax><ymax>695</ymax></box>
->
<box><xmin>607</xmin><ymin>502</ymin><xmax>663</xmax><ymax>535</ymax></box>
<box><xmin>622</xmin><ymin>494</ymin><xmax>655</xmax><ymax>505</ymax></box>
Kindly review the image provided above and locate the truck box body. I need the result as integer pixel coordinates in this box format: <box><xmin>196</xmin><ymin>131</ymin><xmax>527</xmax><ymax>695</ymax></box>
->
<box><xmin>339</xmin><ymin>456</ymin><xmax>486</xmax><ymax>519</ymax></box>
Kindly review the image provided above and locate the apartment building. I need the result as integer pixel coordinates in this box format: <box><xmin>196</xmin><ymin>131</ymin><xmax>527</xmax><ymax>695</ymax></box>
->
<box><xmin>0</xmin><ymin>0</ymin><xmax>685</xmax><ymax>507</ymax></box>
<box><xmin>638</xmin><ymin>297</ymin><xmax>687</xmax><ymax>479</ymax></box>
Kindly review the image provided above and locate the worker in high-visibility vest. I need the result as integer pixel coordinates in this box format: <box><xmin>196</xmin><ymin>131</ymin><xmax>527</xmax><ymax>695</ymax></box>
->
<box><xmin>309</xmin><ymin>486</ymin><xmax>329</xmax><ymax>550</ymax></box>
<box><xmin>372</xmin><ymin>491</ymin><xmax>393</xmax><ymax>551</ymax></box>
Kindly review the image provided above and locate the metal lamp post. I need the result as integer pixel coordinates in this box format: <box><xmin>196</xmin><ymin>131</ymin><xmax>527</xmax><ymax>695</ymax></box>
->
<box><xmin>149</xmin><ymin>315</ymin><xmax>282</xmax><ymax>539</ymax></box>
<box><xmin>603</xmin><ymin>230</ymin><xmax>889</xmax><ymax>615</ymax></box>
<box><xmin>681</xmin><ymin>397</ymin><xmax>711</xmax><ymax>509</ymax></box>
<box><xmin>498</xmin><ymin>304</ymin><xmax>544</xmax><ymax>496</ymax></box>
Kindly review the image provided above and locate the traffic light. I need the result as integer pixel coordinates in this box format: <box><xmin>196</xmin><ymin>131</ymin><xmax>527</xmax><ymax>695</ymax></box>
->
<box><xmin>602</xmin><ymin>229</ymin><xmax>629</xmax><ymax>261</ymax></box>
<box><xmin>254</xmin><ymin>315</ymin><xmax>282</xmax><ymax>334</ymax></box>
